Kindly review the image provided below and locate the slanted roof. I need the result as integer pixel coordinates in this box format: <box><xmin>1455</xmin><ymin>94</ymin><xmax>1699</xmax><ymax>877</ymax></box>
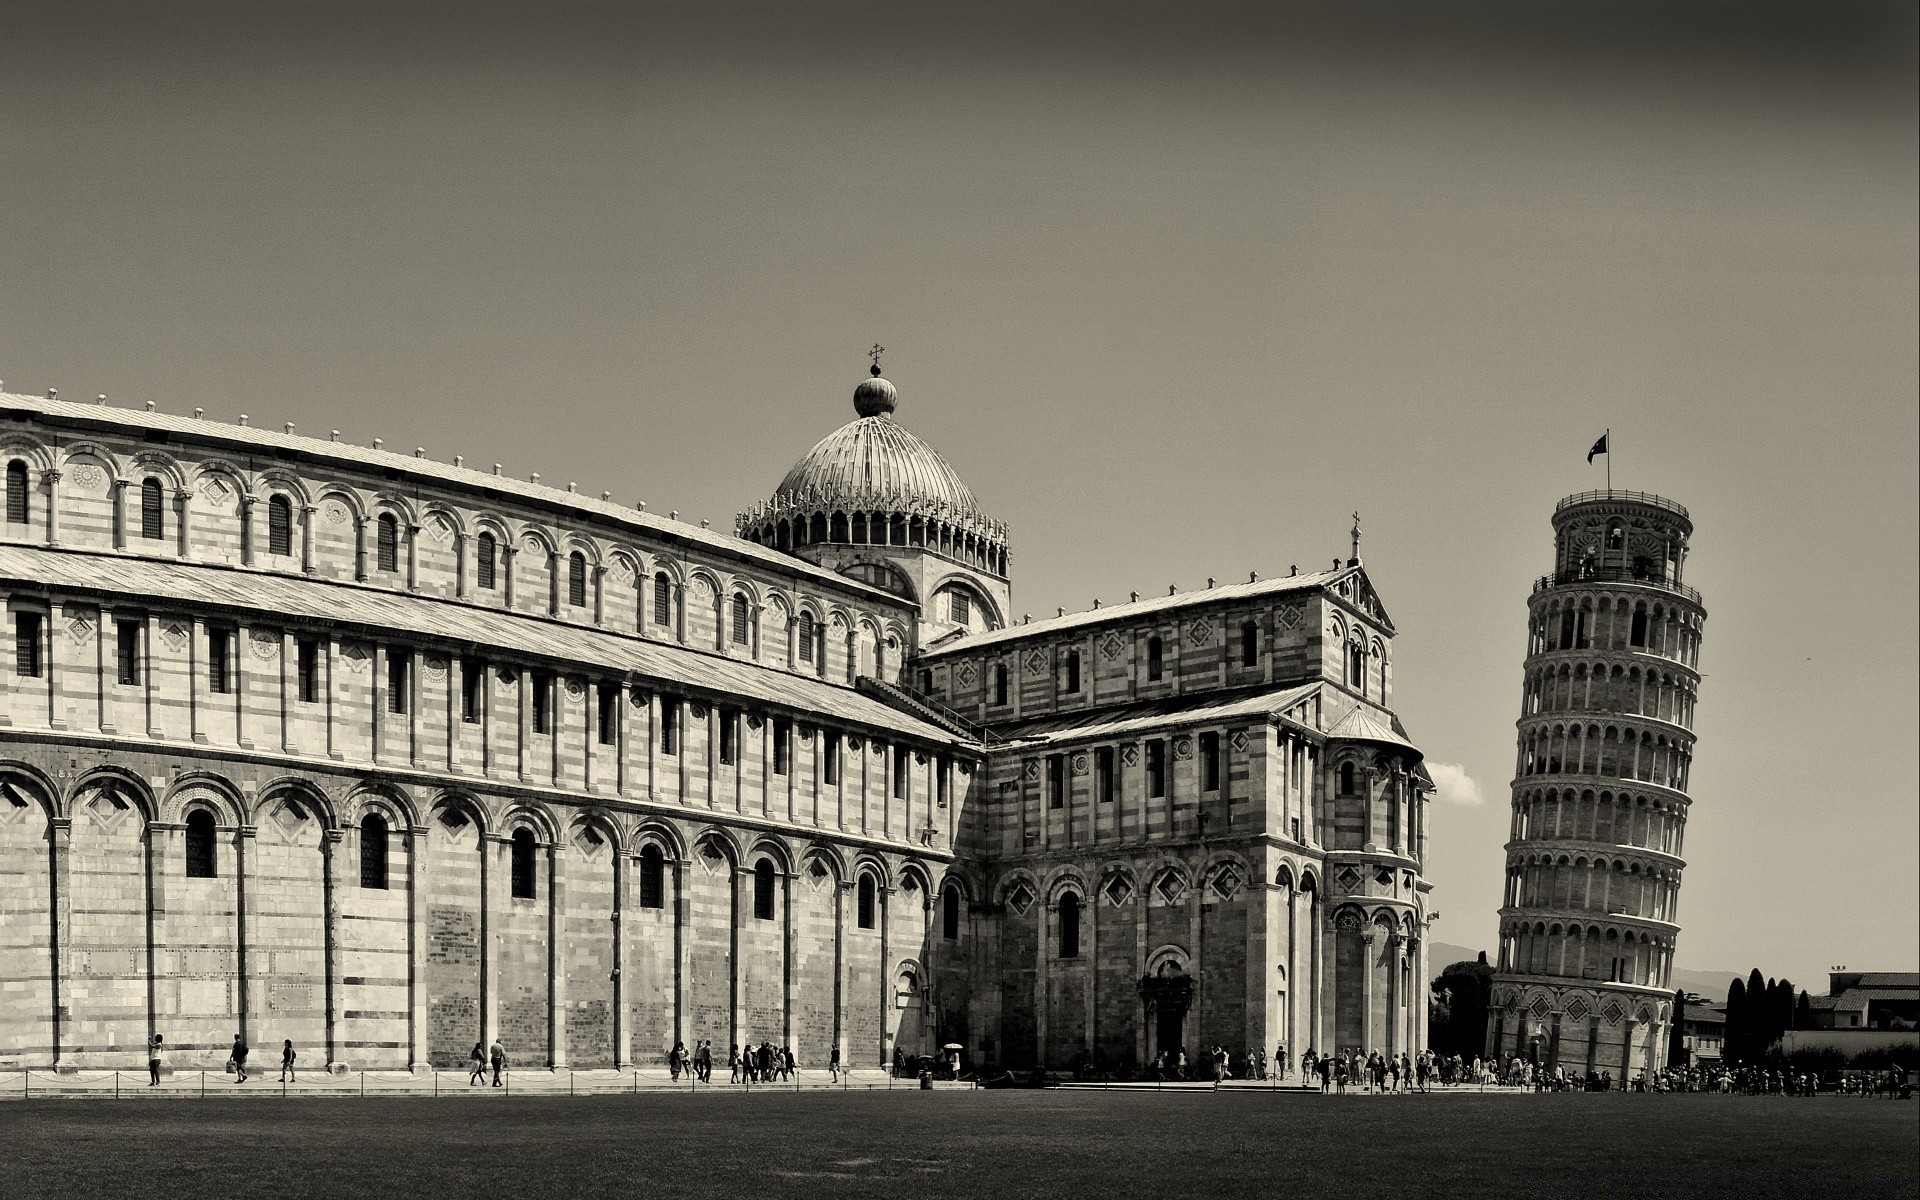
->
<box><xmin>0</xmin><ymin>545</ymin><xmax>969</xmax><ymax>747</ymax></box>
<box><xmin>1850</xmin><ymin>973</ymin><xmax>1920</xmax><ymax>989</ymax></box>
<box><xmin>916</xmin><ymin>568</ymin><xmax>1354</xmax><ymax>658</ymax></box>
<box><xmin>997</xmin><ymin>683</ymin><xmax>1322</xmax><ymax>748</ymax></box>
<box><xmin>0</xmin><ymin>391</ymin><xmax>902</xmax><ymax>608</ymax></box>
<box><xmin>1326</xmin><ymin>703</ymin><xmax>1422</xmax><ymax>755</ymax></box>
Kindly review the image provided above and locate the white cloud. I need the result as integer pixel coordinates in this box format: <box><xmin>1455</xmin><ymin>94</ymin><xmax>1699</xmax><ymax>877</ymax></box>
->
<box><xmin>1427</xmin><ymin>761</ymin><xmax>1485</xmax><ymax>807</ymax></box>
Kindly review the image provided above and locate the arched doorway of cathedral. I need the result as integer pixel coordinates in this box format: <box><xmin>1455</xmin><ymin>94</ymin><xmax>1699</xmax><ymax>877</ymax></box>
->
<box><xmin>1141</xmin><ymin>952</ymin><xmax>1194</xmax><ymax>1066</ymax></box>
<box><xmin>888</xmin><ymin>962</ymin><xmax>931</xmax><ymax>1064</ymax></box>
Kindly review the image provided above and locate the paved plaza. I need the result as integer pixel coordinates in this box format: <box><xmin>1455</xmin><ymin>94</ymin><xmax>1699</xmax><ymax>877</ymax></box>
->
<box><xmin>6</xmin><ymin>1087</ymin><xmax>1915</xmax><ymax>1200</ymax></box>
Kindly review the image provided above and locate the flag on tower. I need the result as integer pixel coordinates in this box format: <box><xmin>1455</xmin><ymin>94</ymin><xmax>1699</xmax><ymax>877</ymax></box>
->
<box><xmin>1586</xmin><ymin>433</ymin><xmax>1609</xmax><ymax>463</ymax></box>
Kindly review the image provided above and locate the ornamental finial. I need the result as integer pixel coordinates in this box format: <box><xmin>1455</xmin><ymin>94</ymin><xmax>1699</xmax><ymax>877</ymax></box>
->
<box><xmin>868</xmin><ymin>343</ymin><xmax>885</xmax><ymax>376</ymax></box>
<box><xmin>1350</xmin><ymin>511</ymin><xmax>1362</xmax><ymax>564</ymax></box>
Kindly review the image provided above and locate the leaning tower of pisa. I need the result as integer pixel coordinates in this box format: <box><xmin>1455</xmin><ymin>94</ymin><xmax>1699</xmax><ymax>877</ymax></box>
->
<box><xmin>1487</xmin><ymin>490</ymin><xmax>1706</xmax><ymax>1081</ymax></box>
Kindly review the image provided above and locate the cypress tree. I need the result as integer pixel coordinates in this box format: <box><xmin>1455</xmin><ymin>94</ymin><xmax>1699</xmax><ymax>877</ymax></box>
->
<box><xmin>1668</xmin><ymin>988</ymin><xmax>1688</xmax><ymax>1067</ymax></box>
<box><xmin>1795</xmin><ymin>990</ymin><xmax>1812</xmax><ymax>1031</ymax></box>
<box><xmin>1726</xmin><ymin>977</ymin><xmax>1747</xmax><ymax>1064</ymax></box>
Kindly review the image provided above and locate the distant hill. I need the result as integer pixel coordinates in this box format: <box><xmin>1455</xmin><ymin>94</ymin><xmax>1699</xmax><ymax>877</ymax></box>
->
<box><xmin>1424</xmin><ymin>941</ymin><xmax>1744</xmax><ymax>1002</ymax></box>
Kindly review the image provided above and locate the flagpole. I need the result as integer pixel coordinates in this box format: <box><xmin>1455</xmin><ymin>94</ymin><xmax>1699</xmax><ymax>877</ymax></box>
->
<box><xmin>1606</xmin><ymin>428</ymin><xmax>1612</xmax><ymax>491</ymax></box>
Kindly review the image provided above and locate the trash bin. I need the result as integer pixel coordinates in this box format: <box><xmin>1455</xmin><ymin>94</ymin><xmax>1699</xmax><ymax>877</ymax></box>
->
<box><xmin>919</xmin><ymin>1068</ymin><xmax>933</xmax><ymax>1090</ymax></box>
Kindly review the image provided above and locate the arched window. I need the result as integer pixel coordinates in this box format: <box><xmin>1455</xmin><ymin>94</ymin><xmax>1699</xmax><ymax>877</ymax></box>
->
<box><xmin>1059</xmin><ymin>893</ymin><xmax>1081</xmax><ymax>958</ymax></box>
<box><xmin>753</xmin><ymin>858</ymin><xmax>776</xmax><ymax>920</ymax></box>
<box><xmin>652</xmin><ymin>572</ymin><xmax>673</xmax><ymax>626</ymax></box>
<box><xmin>1241</xmin><ymin>621</ymin><xmax>1258</xmax><ymax>667</ymax></box>
<box><xmin>510</xmin><ymin>828</ymin><xmax>537</xmax><ymax>899</ymax></box>
<box><xmin>731</xmin><ymin>594</ymin><xmax>750</xmax><ymax>646</ymax></box>
<box><xmin>376</xmin><ymin>513</ymin><xmax>399</xmax><ymax>572</ymax></box>
<box><xmin>942</xmin><ymin>886</ymin><xmax>961</xmax><ymax>941</ymax></box>
<box><xmin>1630</xmin><ymin>607</ymin><xmax>1648</xmax><ymax>647</ymax></box>
<box><xmin>267</xmin><ymin>495</ymin><xmax>294</xmax><ymax>557</ymax></box>
<box><xmin>360</xmin><ymin>812</ymin><xmax>389</xmax><ymax>890</ymax></box>
<box><xmin>476</xmin><ymin>532</ymin><xmax>498</xmax><ymax>590</ymax></box>
<box><xmin>797</xmin><ymin>613</ymin><xmax>816</xmax><ymax>663</ymax></box>
<box><xmin>857</xmin><ymin>874</ymin><xmax>877</xmax><ymax>929</ymax></box>
<box><xmin>1339</xmin><ymin>761</ymin><xmax>1356</xmax><ymax>795</ymax></box>
<box><xmin>1146</xmin><ymin>636</ymin><xmax>1163</xmax><ymax>682</ymax></box>
<box><xmin>3</xmin><ymin>460</ymin><xmax>27</xmax><ymax>525</ymax></box>
<box><xmin>993</xmin><ymin>663</ymin><xmax>1008</xmax><ymax>705</ymax></box>
<box><xmin>184</xmin><ymin>809</ymin><xmax>217</xmax><ymax>878</ymax></box>
<box><xmin>140</xmin><ymin>478</ymin><xmax>165</xmax><ymax>540</ymax></box>
<box><xmin>568</xmin><ymin>552</ymin><xmax>588</xmax><ymax>607</ymax></box>
<box><xmin>1063</xmin><ymin>650</ymin><xmax>1081</xmax><ymax>694</ymax></box>
<box><xmin>638</xmin><ymin>845</ymin><xmax>665</xmax><ymax>909</ymax></box>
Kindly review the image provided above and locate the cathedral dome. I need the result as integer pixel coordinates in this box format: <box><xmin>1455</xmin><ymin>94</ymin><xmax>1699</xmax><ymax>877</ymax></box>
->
<box><xmin>737</xmin><ymin>366</ymin><xmax>1009</xmax><ymax>578</ymax></box>
<box><xmin>773</xmin><ymin>404</ymin><xmax>980</xmax><ymax>518</ymax></box>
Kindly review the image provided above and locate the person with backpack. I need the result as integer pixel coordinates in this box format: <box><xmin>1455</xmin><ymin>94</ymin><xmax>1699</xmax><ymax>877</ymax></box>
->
<box><xmin>280</xmin><ymin>1040</ymin><xmax>297</xmax><ymax>1084</ymax></box>
<box><xmin>468</xmin><ymin>1042</ymin><xmax>488</xmax><ymax>1086</ymax></box>
<box><xmin>230</xmin><ymin>1033</ymin><xmax>250</xmax><ymax>1083</ymax></box>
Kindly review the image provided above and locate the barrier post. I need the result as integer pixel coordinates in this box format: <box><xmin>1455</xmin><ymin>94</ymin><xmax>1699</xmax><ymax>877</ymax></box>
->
<box><xmin>361</xmin><ymin>1071</ymin><xmax>366</xmax><ymax>1097</ymax></box>
<box><xmin>201</xmin><ymin>1071</ymin><xmax>206</xmax><ymax>1099</ymax></box>
<box><xmin>116</xmin><ymin>1071</ymin><xmax>120</xmax><ymax>1100</ymax></box>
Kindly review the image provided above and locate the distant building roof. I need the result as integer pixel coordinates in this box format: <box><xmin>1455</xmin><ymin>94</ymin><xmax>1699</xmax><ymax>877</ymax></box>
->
<box><xmin>917</xmin><ymin>567</ymin><xmax>1355</xmax><ymax>657</ymax></box>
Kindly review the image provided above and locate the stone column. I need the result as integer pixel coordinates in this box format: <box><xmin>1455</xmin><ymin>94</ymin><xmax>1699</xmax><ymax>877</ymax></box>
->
<box><xmin>353</xmin><ymin>515</ymin><xmax>368</xmax><ymax>581</ymax></box>
<box><xmin>174</xmin><ymin>488</ymin><xmax>193</xmax><ymax>559</ymax></box>
<box><xmin>673</xmin><ymin>856</ymin><xmax>692</xmax><ymax>1049</ymax></box>
<box><xmin>42</xmin><ymin>469</ymin><xmax>61</xmax><ymax>547</ymax></box>
<box><xmin>730</xmin><ymin>864</ymin><xmax>748</xmax><ymax>1052</ymax></box>
<box><xmin>238</xmin><ymin>495</ymin><xmax>256</xmax><ymax>565</ymax></box>
<box><xmin>548</xmin><ymin>840</ymin><xmax>568</xmax><ymax>1069</ymax></box>
<box><xmin>547</xmin><ymin>551</ymin><xmax>560</xmax><ymax>615</ymax></box>
<box><xmin>453</xmin><ymin>532</ymin><xmax>468</xmax><ymax>598</ymax></box>
<box><xmin>234</xmin><ymin>822</ymin><xmax>256</xmax><ymax>1041</ymax></box>
<box><xmin>483</xmin><ymin>832</ymin><xmax>504</xmax><ymax>1045</ymax></box>
<box><xmin>835</xmin><ymin>877</ymin><xmax>853</xmax><ymax>1068</ymax></box>
<box><xmin>44</xmin><ymin>604</ymin><xmax>63</xmax><ymax>730</ymax></box>
<box><xmin>300</xmin><ymin>505</ymin><xmax>316</xmax><ymax>574</ymax></box>
<box><xmin>782</xmin><ymin>867</ymin><xmax>797</xmax><ymax>1054</ymax></box>
<box><xmin>612</xmin><ymin>850</ymin><xmax>630</xmax><ymax>1069</ymax></box>
<box><xmin>406</xmin><ymin>524</ymin><xmax>420</xmax><ymax>592</ymax></box>
<box><xmin>407</xmin><ymin>823</ymin><xmax>431</xmax><ymax>1072</ymax></box>
<box><xmin>592</xmin><ymin>566</ymin><xmax>605</xmax><ymax>626</ymax></box>
<box><xmin>112</xmin><ymin>479</ymin><xmax>129</xmax><ymax>549</ymax></box>
<box><xmin>146</xmin><ymin>819</ymin><xmax>174</xmax><ymax>1059</ymax></box>
<box><xmin>502</xmin><ymin>545</ymin><xmax>518</xmax><ymax>608</ymax></box>
<box><xmin>1359</xmin><ymin>928</ymin><xmax>1375</xmax><ymax>1054</ymax></box>
<box><xmin>49</xmin><ymin>816</ymin><xmax>72</xmax><ymax>1069</ymax></box>
<box><xmin>322</xmin><ymin>828</ymin><xmax>344</xmax><ymax>1069</ymax></box>
<box><xmin>517</xmin><ymin>667</ymin><xmax>531</xmax><ymax>782</ymax></box>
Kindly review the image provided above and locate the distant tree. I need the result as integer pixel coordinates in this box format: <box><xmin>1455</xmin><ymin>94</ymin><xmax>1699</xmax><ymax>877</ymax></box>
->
<box><xmin>1726</xmin><ymin>977</ymin><xmax>1748</xmax><ymax>1064</ymax></box>
<box><xmin>1795</xmin><ymin>990</ymin><xmax>1812</xmax><ymax>1031</ymax></box>
<box><xmin>1429</xmin><ymin>957</ymin><xmax>1494</xmax><ymax>1059</ymax></box>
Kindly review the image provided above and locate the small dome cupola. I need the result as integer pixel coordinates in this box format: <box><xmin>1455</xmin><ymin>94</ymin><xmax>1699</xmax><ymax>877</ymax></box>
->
<box><xmin>852</xmin><ymin>362</ymin><xmax>898</xmax><ymax>418</ymax></box>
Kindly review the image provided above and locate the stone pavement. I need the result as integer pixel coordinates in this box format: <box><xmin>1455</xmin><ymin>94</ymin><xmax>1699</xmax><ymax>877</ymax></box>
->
<box><xmin>0</xmin><ymin>1067</ymin><xmax>966</xmax><ymax>1100</ymax></box>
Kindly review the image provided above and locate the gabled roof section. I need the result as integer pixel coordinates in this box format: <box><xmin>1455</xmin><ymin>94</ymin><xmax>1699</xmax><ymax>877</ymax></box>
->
<box><xmin>917</xmin><ymin>567</ymin><xmax>1355</xmax><ymax>659</ymax></box>
<box><xmin>0</xmin><ymin>545</ymin><xmax>968</xmax><ymax>748</ymax></box>
<box><xmin>997</xmin><ymin>683</ymin><xmax>1322</xmax><ymax>748</ymax></box>
<box><xmin>1332</xmin><ymin>565</ymin><xmax>1397</xmax><ymax>632</ymax></box>
<box><xmin>0</xmin><ymin>391</ymin><xmax>904</xmax><ymax>608</ymax></box>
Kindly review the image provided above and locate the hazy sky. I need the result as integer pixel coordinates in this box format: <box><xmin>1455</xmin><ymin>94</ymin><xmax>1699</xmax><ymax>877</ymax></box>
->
<box><xmin>4</xmin><ymin>1</ymin><xmax>1915</xmax><ymax>990</ymax></box>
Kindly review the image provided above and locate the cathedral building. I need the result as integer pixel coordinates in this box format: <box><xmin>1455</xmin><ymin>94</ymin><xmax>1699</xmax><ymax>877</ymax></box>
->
<box><xmin>1487</xmin><ymin>491</ymin><xmax>1705</xmax><ymax>1079</ymax></box>
<box><xmin>0</xmin><ymin>363</ymin><xmax>1434</xmax><ymax>1075</ymax></box>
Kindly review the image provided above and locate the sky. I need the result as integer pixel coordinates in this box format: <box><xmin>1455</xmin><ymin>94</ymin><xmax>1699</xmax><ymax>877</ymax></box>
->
<box><xmin>3</xmin><ymin>0</ymin><xmax>1915</xmax><ymax>991</ymax></box>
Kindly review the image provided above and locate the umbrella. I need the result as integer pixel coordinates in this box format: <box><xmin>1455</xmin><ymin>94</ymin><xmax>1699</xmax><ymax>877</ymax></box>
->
<box><xmin>943</xmin><ymin>1044</ymin><xmax>964</xmax><ymax>1051</ymax></box>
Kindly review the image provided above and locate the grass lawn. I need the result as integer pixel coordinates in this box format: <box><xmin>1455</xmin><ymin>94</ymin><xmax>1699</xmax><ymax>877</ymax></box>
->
<box><xmin>4</xmin><ymin>1090</ymin><xmax>1915</xmax><ymax>1200</ymax></box>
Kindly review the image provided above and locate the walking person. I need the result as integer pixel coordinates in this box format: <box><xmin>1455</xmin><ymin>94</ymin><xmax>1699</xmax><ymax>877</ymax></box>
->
<box><xmin>783</xmin><ymin>1045</ymin><xmax>796</xmax><ymax>1081</ymax></box>
<box><xmin>829</xmin><ymin>1043</ymin><xmax>841</xmax><ymax>1084</ymax></box>
<box><xmin>468</xmin><ymin>1042</ymin><xmax>488</xmax><ymax>1086</ymax></box>
<box><xmin>892</xmin><ymin>1045</ymin><xmax>905</xmax><ymax>1079</ymax></box>
<box><xmin>147</xmin><ymin>1034</ymin><xmax>164</xmax><ymax>1087</ymax></box>
<box><xmin>729</xmin><ymin>1044</ymin><xmax>741</xmax><ymax>1084</ymax></box>
<box><xmin>489</xmin><ymin>1038</ymin><xmax>506</xmax><ymax>1087</ymax></box>
<box><xmin>280</xmin><ymin>1039</ymin><xmax>297</xmax><ymax>1084</ymax></box>
<box><xmin>231</xmin><ymin>1033</ymin><xmax>250</xmax><ymax>1083</ymax></box>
